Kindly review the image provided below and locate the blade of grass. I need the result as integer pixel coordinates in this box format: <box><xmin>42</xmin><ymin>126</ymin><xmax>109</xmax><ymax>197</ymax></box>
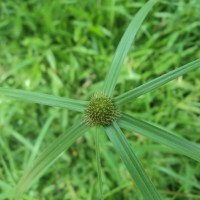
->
<box><xmin>115</xmin><ymin>58</ymin><xmax>200</xmax><ymax>105</ymax></box>
<box><xmin>103</xmin><ymin>182</ymin><xmax>132</xmax><ymax>199</ymax></box>
<box><xmin>0</xmin><ymin>140</ymin><xmax>17</xmax><ymax>184</ymax></box>
<box><xmin>7</xmin><ymin>128</ymin><xmax>33</xmax><ymax>150</ymax></box>
<box><xmin>104</xmin><ymin>121</ymin><xmax>162</xmax><ymax>200</ymax></box>
<box><xmin>28</xmin><ymin>113</ymin><xmax>56</xmax><ymax>164</ymax></box>
<box><xmin>0</xmin><ymin>87</ymin><xmax>88</xmax><ymax>112</ymax></box>
<box><xmin>15</xmin><ymin>120</ymin><xmax>89</xmax><ymax>200</ymax></box>
<box><xmin>118</xmin><ymin>113</ymin><xmax>200</xmax><ymax>162</ymax></box>
<box><xmin>155</xmin><ymin>166</ymin><xmax>200</xmax><ymax>190</ymax></box>
<box><xmin>103</xmin><ymin>0</ymin><xmax>157</xmax><ymax>97</ymax></box>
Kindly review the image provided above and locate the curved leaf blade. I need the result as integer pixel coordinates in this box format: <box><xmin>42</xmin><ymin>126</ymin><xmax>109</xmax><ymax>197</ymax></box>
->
<box><xmin>0</xmin><ymin>87</ymin><xmax>87</xmax><ymax>112</ymax></box>
<box><xmin>15</xmin><ymin>120</ymin><xmax>89</xmax><ymax>200</ymax></box>
<box><xmin>118</xmin><ymin>113</ymin><xmax>200</xmax><ymax>162</ymax></box>
<box><xmin>103</xmin><ymin>0</ymin><xmax>157</xmax><ymax>97</ymax></box>
<box><xmin>115</xmin><ymin>58</ymin><xmax>200</xmax><ymax>105</ymax></box>
<box><xmin>104</xmin><ymin>121</ymin><xmax>162</xmax><ymax>200</ymax></box>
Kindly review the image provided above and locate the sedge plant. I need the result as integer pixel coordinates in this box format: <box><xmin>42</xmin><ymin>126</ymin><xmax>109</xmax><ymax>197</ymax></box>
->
<box><xmin>0</xmin><ymin>0</ymin><xmax>200</xmax><ymax>199</ymax></box>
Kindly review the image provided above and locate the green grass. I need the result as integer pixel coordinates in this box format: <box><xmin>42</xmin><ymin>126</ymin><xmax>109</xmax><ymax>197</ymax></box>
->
<box><xmin>0</xmin><ymin>0</ymin><xmax>200</xmax><ymax>199</ymax></box>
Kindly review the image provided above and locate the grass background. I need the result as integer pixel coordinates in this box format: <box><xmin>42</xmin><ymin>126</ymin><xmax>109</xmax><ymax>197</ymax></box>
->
<box><xmin>0</xmin><ymin>0</ymin><xmax>200</xmax><ymax>199</ymax></box>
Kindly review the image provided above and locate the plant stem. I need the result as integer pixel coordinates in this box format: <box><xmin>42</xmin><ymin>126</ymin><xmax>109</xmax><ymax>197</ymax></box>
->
<box><xmin>95</xmin><ymin>126</ymin><xmax>103</xmax><ymax>200</ymax></box>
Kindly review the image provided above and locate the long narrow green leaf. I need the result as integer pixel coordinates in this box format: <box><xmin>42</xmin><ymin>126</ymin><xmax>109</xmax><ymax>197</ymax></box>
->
<box><xmin>103</xmin><ymin>0</ymin><xmax>156</xmax><ymax>97</ymax></box>
<box><xmin>0</xmin><ymin>87</ymin><xmax>88</xmax><ymax>112</ymax></box>
<box><xmin>118</xmin><ymin>113</ymin><xmax>200</xmax><ymax>162</ymax></box>
<box><xmin>115</xmin><ymin>58</ymin><xmax>200</xmax><ymax>105</ymax></box>
<box><xmin>104</xmin><ymin>122</ymin><xmax>162</xmax><ymax>200</ymax></box>
<box><xmin>15</xmin><ymin>121</ymin><xmax>89</xmax><ymax>200</ymax></box>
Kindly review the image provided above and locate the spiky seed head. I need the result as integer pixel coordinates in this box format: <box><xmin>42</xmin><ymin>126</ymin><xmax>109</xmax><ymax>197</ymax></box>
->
<box><xmin>84</xmin><ymin>93</ymin><xmax>120</xmax><ymax>126</ymax></box>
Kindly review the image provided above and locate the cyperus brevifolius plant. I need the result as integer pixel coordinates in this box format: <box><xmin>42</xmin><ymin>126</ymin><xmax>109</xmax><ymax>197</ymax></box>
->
<box><xmin>0</xmin><ymin>0</ymin><xmax>200</xmax><ymax>199</ymax></box>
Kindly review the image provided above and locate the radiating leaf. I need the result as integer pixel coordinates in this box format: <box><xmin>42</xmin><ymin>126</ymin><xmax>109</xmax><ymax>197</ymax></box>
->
<box><xmin>103</xmin><ymin>0</ymin><xmax>157</xmax><ymax>97</ymax></box>
<box><xmin>0</xmin><ymin>87</ymin><xmax>87</xmax><ymax>112</ymax></box>
<box><xmin>15</xmin><ymin>120</ymin><xmax>89</xmax><ymax>200</ymax></box>
<box><xmin>104</xmin><ymin>121</ymin><xmax>162</xmax><ymax>200</ymax></box>
<box><xmin>118</xmin><ymin>113</ymin><xmax>200</xmax><ymax>162</ymax></box>
<box><xmin>115</xmin><ymin>58</ymin><xmax>200</xmax><ymax>105</ymax></box>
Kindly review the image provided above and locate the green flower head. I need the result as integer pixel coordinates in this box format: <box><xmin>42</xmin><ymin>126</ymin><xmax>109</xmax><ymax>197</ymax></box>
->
<box><xmin>84</xmin><ymin>93</ymin><xmax>120</xmax><ymax>126</ymax></box>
